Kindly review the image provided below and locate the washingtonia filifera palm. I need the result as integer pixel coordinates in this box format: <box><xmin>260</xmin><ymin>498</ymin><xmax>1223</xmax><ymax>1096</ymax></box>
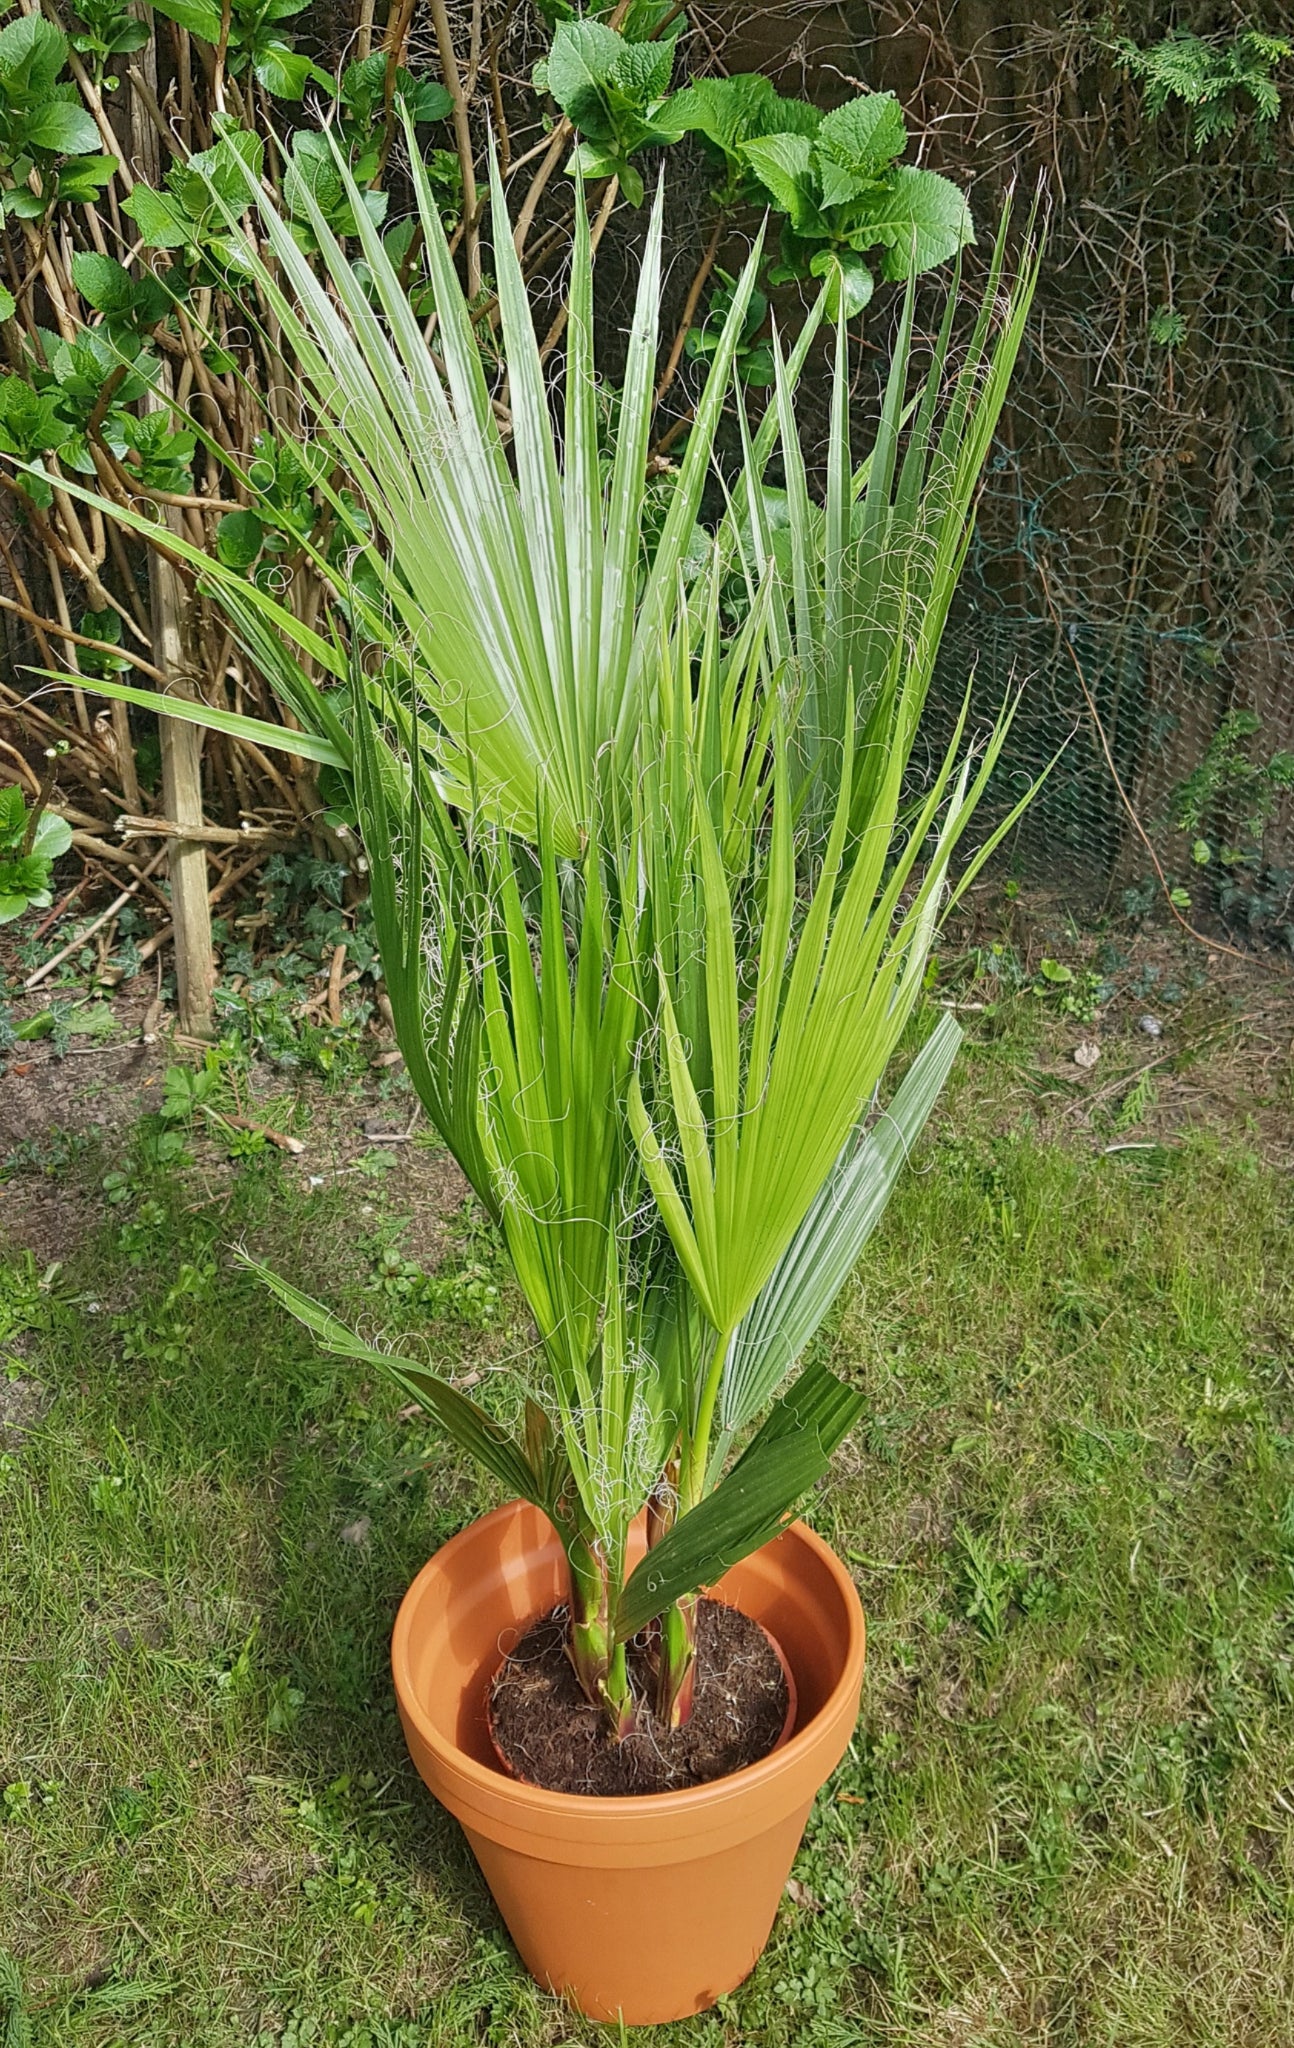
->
<box><xmin>43</xmin><ymin>125</ymin><xmax>1043</xmax><ymax>1736</ymax></box>
<box><xmin>243</xmin><ymin>626</ymin><xmax>978</xmax><ymax>1735</ymax></box>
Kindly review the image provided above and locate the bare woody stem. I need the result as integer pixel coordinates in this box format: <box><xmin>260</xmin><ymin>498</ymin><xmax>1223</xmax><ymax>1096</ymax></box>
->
<box><xmin>428</xmin><ymin>0</ymin><xmax>481</xmax><ymax>300</ymax></box>
<box><xmin>19</xmin><ymin>750</ymin><xmax>62</xmax><ymax>858</ymax></box>
<box><xmin>655</xmin><ymin>212</ymin><xmax>725</xmax><ymax>410</ymax></box>
<box><xmin>537</xmin><ymin>177</ymin><xmax>618</xmax><ymax>363</ymax></box>
<box><xmin>510</xmin><ymin>119</ymin><xmax>571</xmax><ymax>262</ymax></box>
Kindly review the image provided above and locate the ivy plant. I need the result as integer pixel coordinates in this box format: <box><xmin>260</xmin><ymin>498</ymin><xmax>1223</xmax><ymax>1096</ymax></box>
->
<box><xmin>1173</xmin><ymin>709</ymin><xmax>1294</xmax><ymax>859</ymax></box>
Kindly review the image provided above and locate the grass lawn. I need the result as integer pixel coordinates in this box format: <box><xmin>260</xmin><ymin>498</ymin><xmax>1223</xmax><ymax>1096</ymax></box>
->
<box><xmin>2</xmin><ymin>988</ymin><xmax>1293</xmax><ymax>2046</ymax></box>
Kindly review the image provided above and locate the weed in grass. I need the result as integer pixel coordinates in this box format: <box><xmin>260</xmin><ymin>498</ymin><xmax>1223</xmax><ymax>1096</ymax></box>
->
<box><xmin>954</xmin><ymin>1526</ymin><xmax>1030</xmax><ymax>1642</ymax></box>
<box><xmin>1</xmin><ymin>1250</ymin><xmax>56</xmax><ymax>1371</ymax></box>
<box><xmin>1</xmin><ymin>1129</ymin><xmax>95</xmax><ymax>1182</ymax></box>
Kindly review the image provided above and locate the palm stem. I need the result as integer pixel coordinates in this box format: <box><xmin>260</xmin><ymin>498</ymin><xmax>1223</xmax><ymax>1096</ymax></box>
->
<box><xmin>566</xmin><ymin>1526</ymin><xmax>637</xmax><ymax>1739</ymax></box>
<box><xmin>655</xmin><ymin>1593</ymin><xmax>698</xmax><ymax>1729</ymax></box>
<box><xmin>680</xmin><ymin>1325</ymin><xmax>734</xmax><ymax>1513</ymax></box>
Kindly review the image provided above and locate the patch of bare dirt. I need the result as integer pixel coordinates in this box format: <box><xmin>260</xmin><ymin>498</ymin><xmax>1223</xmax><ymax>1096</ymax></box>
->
<box><xmin>0</xmin><ymin>985</ymin><xmax>170</xmax><ymax>1153</ymax></box>
<box><xmin>946</xmin><ymin>886</ymin><xmax>1294</xmax><ymax>1165</ymax></box>
<box><xmin>2</xmin><ymin>954</ymin><xmax>473</xmax><ymax>1272</ymax></box>
<box><xmin>0</xmin><ymin>1373</ymin><xmax>50</xmax><ymax>1444</ymax></box>
<box><xmin>2</xmin><ymin>1178</ymin><xmax>106</xmax><ymax>1266</ymax></box>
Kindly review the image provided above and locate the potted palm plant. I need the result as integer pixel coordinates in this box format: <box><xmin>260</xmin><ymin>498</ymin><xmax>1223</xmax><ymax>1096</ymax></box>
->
<box><xmin>50</xmin><ymin>125</ymin><xmax>1039</xmax><ymax>2022</ymax></box>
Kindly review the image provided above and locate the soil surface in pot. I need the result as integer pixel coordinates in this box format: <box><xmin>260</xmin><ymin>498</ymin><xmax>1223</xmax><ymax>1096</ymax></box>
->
<box><xmin>488</xmin><ymin>1599</ymin><xmax>789</xmax><ymax>1795</ymax></box>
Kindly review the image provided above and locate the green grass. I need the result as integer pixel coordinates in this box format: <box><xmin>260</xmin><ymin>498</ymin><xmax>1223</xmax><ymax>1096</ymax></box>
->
<box><xmin>2</xmin><ymin>1013</ymin><xmax>1293</xmax><ymax>2046</ymax></box>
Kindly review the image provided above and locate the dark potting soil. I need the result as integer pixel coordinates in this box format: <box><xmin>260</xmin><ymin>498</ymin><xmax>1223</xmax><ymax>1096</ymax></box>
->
<box><xmin>488</xmin><ymin>1598</ymin><xmax>790</xmax><ymax>1796</ymax></box>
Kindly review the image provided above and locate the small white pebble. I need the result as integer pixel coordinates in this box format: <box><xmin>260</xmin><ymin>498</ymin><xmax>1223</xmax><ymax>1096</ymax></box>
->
<box><xmin>1138</xmin><ymin>1014</ymin><xmax>1163</xmax><ymax>1037</ymax></box>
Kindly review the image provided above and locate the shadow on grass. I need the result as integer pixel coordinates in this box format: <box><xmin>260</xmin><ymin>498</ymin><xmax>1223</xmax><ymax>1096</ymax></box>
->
<box><xmin>30</xmin><ymin>1139</ymin><xmax>514</xmax><ymax>1941</ymax></box>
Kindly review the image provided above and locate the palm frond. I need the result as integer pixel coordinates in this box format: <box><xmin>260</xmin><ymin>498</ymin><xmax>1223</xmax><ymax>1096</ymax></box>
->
<box><xmin>720</xmin><ymin>1012</ymin><xmax>963</xmax><ymax>1439</ymax></box>
<box><xmin>192</xmin><ymin>128</ymin><xmax>765</xmax><ymax>850</ymax></box>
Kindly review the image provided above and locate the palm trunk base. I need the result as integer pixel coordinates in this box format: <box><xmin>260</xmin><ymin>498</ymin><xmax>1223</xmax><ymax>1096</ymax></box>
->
<box><xmin>655</xmin><ymin>1594</ymin><xmax>698</xmax><ymax>1729</ymax></box>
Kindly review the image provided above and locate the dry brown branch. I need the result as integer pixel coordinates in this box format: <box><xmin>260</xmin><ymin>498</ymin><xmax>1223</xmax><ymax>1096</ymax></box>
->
<box><xmin>25</xmin><ymin>845</ymin><xmax>170</xmax><ymax>989</ymax></box>
<box><xmin>114</xmin><ymin>811</ymin><xmax>293</xmax><ymax>847</ymax></box>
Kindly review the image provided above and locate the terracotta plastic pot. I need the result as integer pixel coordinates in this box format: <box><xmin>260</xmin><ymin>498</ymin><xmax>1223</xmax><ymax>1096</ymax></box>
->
<box><xmin>391</xmin><ymin>1500</ymin><xmax>866</xmax><ymax>2024</ymax></box>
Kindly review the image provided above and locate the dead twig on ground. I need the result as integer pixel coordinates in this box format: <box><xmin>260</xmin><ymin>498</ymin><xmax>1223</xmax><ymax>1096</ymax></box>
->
<box><xmin>24</xmin><ymin>847</ymin><xmax>170</xmax><ymax>991</ymax></box>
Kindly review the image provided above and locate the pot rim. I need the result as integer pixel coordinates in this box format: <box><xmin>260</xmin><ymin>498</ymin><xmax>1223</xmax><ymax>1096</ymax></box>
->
<box><xmin>392</xmin><ymin>1501</ymin><xmax>865</xmax><ymax>1821</ymax></box>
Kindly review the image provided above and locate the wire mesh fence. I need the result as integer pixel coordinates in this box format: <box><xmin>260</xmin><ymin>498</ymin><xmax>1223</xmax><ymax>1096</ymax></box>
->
<box><xmin>660</xmin><ymin>1</ymin><xmax>1293</xmax><ymax>930</ymax></box>
<box><xmin>830</xmin><ymin>0</ymin><xmax>1294</xmax><ymax>932</ymax></box>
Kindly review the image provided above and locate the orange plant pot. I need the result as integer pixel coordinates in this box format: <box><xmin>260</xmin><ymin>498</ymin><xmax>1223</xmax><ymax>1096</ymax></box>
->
<box><xmin>391</xmin><ymin>1500</ymin><xmax>866</xmax><ymax>2025</ymax></box>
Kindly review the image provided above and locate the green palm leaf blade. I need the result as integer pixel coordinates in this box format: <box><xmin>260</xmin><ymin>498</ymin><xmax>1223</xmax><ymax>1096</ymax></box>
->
<box><xmin>635</xmin><ymin>667</ymin><xmax>1012</xmax><ymax>1364</ymax></box>
<box><xmin>132</xmin><ymin>126</ymin><xmax>775</xmax><ymax>852</ymax></box>
<box><xmin>345</xmin><ymin>662</ymin><xmax>499</xmax><ymax>1208</ymax></box>
<box><xmin>25</xmin><ymin>670</ymin><xmax>349</xmax><ymax>771</ymax></box>
<box><xmin>614</xmin><ymin>1360</ymin><xmax>864</xmax><ymax>1639</ymax></box>
<box><xmin>237</xmin><ymin>1255</ymin><xmax>543</xmax><ymax>1505</ymax></box>
<box><xmin>238</xmin><ymin>145</ymin><xmax>573</xmax><ymax>842</ymax></box>
<box><xmin>721</xmin><ymin>1011</ymin><xmax>963</xmax><ymax>1435</ymax></box>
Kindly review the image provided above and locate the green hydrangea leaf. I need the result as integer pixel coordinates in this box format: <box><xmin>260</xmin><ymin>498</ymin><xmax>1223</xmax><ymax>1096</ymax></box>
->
<box><xmin>71</xmin><ymin>250</ymin><xmax>137</xmax><ymax>315</ymax></box>
<box><xmin>810</xmin><ymin>245</ymin><xmax>874</xmax><ymax>318</ymax></box>
<box><xmin>147</xmin><ymin>0</ymin><xmax>223</xmax><ymax>40</ymax></box>
<box><xmin>403</xmin><ymin>75</ymin><xmax>452</xmax><ymax>123</ymax></box>
<box><xmin>739</xmin><ymin>131</ymin><xmax>821</xmax><ymax>232</ymax></box>
<box><xmin>31</xmin><ymin>809</ymin><xmax>72</xmax><ymax>861</ymax></box>
<box><xmin>24</xmin><ymin>101</ymin><xmax>101</xmax><ymax>155</ymax></box>
<box><xmin>252</xmin><ymin>41</ymin><xmax>314</xmax><ymax>100</ymax></box>
<box><xmin>857</xmin><ymin>165</ymin><xmax>974</xmax><ymax>278</ymax></box>
<box><xmin>0</xmin><ymin>14</ymin><xmax>68</xmax><ymax>99</ymax></box>
<box><xmin>0</xmin><ymin>783</ymin><xmax>25</xmax><ymax>845</ymax></box>
<box><xmin>56</xmin><ymin>152</ymin><xmax>118</xmax><ymax>203</ymax></box>
<box><xmin>546</xmin><ymin>20</ymin><xmax>624</xmax><ymax>123</ymax></box>
<box><xmin>609</xmin><ymin>34</ymin><xmax>672</xmax><ymax>105</ymax></box>
<box><xmin>122</xmin><ymin>182</ymin><xmax>195</xmax><ymax>249</ymax></box>
<box><xmin>815</xmin><ymin>91</ymin><xmax>906</xmax><ymax>206</ymax></box>
<box><xmin>215</xmin><ymin>508</ymin><xmax>265</xmax><ymax>570</ymax></box>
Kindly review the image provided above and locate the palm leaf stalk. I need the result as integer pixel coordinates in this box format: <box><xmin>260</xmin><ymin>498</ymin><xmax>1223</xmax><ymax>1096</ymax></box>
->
<box><xmin>39</xmin><ymin>130</ymin><xmax>1043</xmax><ymax>1739</ymax></box>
